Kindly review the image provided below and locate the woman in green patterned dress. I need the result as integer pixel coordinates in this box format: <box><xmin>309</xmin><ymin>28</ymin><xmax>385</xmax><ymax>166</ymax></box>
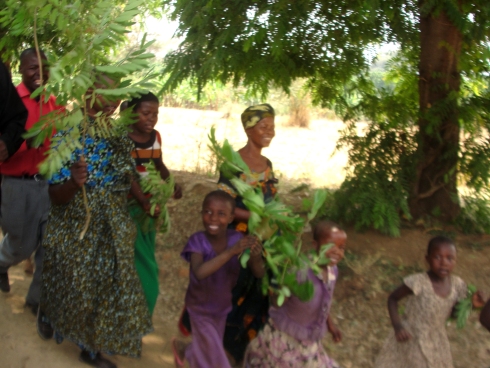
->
<box><xmin>39</xmin><ymin>77</ymin><xmax>152</xmax><ymax>368</ymax></box>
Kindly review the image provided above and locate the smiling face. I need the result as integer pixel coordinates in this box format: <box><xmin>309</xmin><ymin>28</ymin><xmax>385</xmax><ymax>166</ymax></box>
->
<box><xmin>316</xmin><ymin>229</ymin><xmax>347</xmax><ymax>266</ymax></box>
<box><xmin>19</xmin><ymin>52</ymin><xmax>49</xmax><ymax>93</ymax></box>
<box><xmin>245</xmin><ymin>116</ymin><xmax>275</xmax><ymax>148</ymax></box>
<box><xmin>132</xmin><ymin>101</ymin><xmax>159</xmax><ymax>135</ymax></box>
<box><xmin>201</xmin><ymin>197</ymin><xmax>234</xmax><ymax>237</ymax></box>
<box><xmin>426</xmin><ymin>242</ymin><xmax>456</xmax><ymax>279</ymax></box>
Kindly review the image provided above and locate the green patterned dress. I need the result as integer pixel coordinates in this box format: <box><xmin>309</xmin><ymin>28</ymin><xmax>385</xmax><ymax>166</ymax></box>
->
<box><xmin>40</xmin><ymin>128</ymin><xmax>153</xmax><ymax>357</ymax></box>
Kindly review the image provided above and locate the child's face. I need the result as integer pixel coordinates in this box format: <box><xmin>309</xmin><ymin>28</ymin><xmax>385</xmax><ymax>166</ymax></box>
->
<box><xmin>132</xmin><ymin>101</ymin><xmax>159</xmax><ymax>135</ymax></box>
<box><xmin>426</xmin><ymin>243</ymin><xmax>456</xmax><ymax>279</ymax></box>
<box><xmin>246</xmin><ymin>117</ymin><xmax>275</xmax><ymax>148</ymax></box>
<box><xmin>201</xmin><ymin>198</ymin><xmax>234</xmax><ymax>237</ymax></box>
<box><xmin>317</xmin><ymin>230</ymin><xmax>347</xmax><ymax>266</ymax></box>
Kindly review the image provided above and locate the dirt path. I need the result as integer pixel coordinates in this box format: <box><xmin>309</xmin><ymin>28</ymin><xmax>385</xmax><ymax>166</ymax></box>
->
<box><xmin>0</xmin><ymin>262</ymin><xmax>178</xmax><ymax>368</ymax></box>
<box><xmin>2</xmin><ymin>173</ymin><xmax>490</xmax><ymax>367</ymax></box>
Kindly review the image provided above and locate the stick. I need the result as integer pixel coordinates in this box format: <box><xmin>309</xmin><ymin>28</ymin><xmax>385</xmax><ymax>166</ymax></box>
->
<box><xmin>79</xmin><ymin>100</ymin><xmax>91</xmax><ymax>240</ymax></box>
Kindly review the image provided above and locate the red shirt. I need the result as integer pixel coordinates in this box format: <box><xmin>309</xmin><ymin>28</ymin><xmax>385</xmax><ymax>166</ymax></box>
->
<box><xmin>0</xmin><ymin>83</ymin><xmax>63</xmax><ymax>176</ymax></box>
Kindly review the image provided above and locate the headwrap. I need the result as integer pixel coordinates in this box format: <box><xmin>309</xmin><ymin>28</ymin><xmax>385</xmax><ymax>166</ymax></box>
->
<box><xmin>241</xmin><ymin>103</ymin><xmax>275</xmax><ymax>129</ymax></box>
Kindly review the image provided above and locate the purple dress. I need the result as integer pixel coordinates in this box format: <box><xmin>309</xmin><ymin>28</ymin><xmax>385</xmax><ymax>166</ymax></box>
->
<box><xmin>245</xmin><ymin>266</ymin><xmax>340</xmax><ymax>368</ymax></box>
<box><xmin>181</xmin><ymin>230</ymin><xmax>243</xmax><ymax>368</ymax></box>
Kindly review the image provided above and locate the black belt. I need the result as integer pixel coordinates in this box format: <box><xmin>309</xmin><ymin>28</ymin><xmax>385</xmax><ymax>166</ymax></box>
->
<box><xmin>9</xmin><ymin>174</ymin><xmax>45</xmax><ymax>181</ymax></box>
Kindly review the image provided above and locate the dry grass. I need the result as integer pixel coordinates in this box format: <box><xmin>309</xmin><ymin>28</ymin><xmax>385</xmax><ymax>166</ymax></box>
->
<box><xmin>287</xmin><ymin>96</ymin><xmax>311</xmax><ymax>128</ymax></box>
<box><xmin>343</xmin><ymin>252</ymin><xmax>381</xmax><ymax>276</ymax></box>
<box><xmin>155</xmin><ymin>107</ymin><xmax>348</xmax><ymax>188</ymax></box>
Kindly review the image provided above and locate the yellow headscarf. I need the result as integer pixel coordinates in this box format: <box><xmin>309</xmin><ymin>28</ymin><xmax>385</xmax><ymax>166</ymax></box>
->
<box><xmin>241</xmin><ymin>103</ymin><xmax>275</xmax><ymax>129</ymax></box>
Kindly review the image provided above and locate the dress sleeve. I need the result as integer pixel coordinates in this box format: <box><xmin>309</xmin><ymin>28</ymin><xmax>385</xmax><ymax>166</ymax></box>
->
<box><xmin>403</xmin><ymin>273</ymin><xmax>424</xmax><ymax>295</ymax></box>
<box><xmin>453</xmin><ymin>276</ymin><xmax>468</xmax><ymax>301</ymax></box>
<box><xmin>181</xmin><ymin>233</ymin><xmax>208</xmax><ymax>263</ymax></box>
<box><xmin>47</xmin><ymin>128</ymin><xmax>76</xmax><ymax>185</ymax></box>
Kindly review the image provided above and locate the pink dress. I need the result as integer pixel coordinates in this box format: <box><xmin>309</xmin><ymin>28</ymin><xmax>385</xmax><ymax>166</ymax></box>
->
<box><xmin>181</xmin><ymin>230</ymin><xmax>243</xmax><ymax>368</ymax></box>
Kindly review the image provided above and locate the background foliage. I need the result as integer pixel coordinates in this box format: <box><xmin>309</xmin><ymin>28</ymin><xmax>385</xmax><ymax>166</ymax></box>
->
<box><xmin>159</xmin><ymin>0</ymin><xmax>490</xmax><ymax>236</ymax></box>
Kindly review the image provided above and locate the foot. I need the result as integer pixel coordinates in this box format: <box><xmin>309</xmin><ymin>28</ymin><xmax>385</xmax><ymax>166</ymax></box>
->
<box><xmin>24</xmin><ymin>301</ymin><xmax>39</xmax><ymax>316</ymax></box>
<box><xmin>24</xmin><ymin>258</ymin><xmax>34</xmax><ymax>275</ymax></box>
<box><xmin>79</xmin><ymin>351</ymin><xmax>117</xmax><ymax>368</ymax></box>
<box><xmin>36</xmin><ymin>306</ymin><xmax>54</xmax><ymax>340</ymax></box>
<box><xmin>0</xmin><ymin>272</ymin><xmax>10</xmax><ymax>292</ymax></box>
<box><xmin>171</xmin><ymin>338</ymin><xmax>186</xmax><ymax>367</ymax></box>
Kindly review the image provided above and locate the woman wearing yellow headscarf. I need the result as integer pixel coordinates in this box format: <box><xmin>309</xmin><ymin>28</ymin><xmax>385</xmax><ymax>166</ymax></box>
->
<box><xmin>219</xmin><ymin>103</ymin><xmax>278</xmax><ymax>364</ymax></box>
<box><xmin>178</xmin><ymin>104</ymin><xmax>278</xmax><ymax>366</ymax></box>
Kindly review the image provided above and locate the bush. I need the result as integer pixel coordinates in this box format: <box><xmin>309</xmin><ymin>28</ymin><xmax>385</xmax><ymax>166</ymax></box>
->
<box><xmin>316</xmin><ymin>118</ymin><xmax>416</xmax><ymax>237</ymax></box>
<box><xmin>456</xmin><ymin>192</ymin><xmax>490</xmax><ymax>234</ymax></box>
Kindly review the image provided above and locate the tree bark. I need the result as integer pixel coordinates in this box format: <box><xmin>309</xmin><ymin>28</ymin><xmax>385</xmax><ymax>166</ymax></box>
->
<box><xmin>409</xmin><ymin>4</ymin><xmax>463</xmax><ymax>221</ymax></box>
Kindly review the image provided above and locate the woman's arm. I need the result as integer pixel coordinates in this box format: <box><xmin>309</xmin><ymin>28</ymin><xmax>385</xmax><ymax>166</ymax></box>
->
<box><xmin>233</xmin><ymin>207</ymin><xmax>251</xmax><ymax>222</ymax></box>
<box><xmin>388</xmin><ymin>284</ymin><xmax>413</xmax><ymax>342</ymax></box>
<box><xmin>189</xmin><ymin>237</ymin><xmax>251</xmax><ymax>280</ymax></box>
<box><xmin>247</xmin><ymin>237</ymin><xmax>265</xmax><ymax>278</ymax></box>
<box><xmin>49</xmin><ymin>160</ymin><xmax>87</xmax><ymax>205</ymax></box>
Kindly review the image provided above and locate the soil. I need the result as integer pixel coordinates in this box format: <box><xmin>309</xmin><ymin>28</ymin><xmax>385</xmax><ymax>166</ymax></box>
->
<box><xmin>2</xmin><ymin>109</ymin><xmax>490</xmax><ymax>367</ymax></box>
<box><xmin>2</xmin><ymin>171</ymin><xmax>490</xmax><ymax>368</ymax></box>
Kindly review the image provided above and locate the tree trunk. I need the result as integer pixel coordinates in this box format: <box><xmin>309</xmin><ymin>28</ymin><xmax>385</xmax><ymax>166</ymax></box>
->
<box><xmin>409</xmin><ymin>5</ymin><xmax>463</xmax><ymax>221</ymax></box>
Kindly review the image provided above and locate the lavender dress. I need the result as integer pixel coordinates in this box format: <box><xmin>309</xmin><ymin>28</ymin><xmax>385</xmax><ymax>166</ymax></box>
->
<box><xmin>181</xmin><ymin>230</ymin><xmax>243</xmax><ymax>368</ymax></box>
<box><xmin>245</xmin><ymin>266</ymin><xmax>340</xmax><ymax>368</ymax></box>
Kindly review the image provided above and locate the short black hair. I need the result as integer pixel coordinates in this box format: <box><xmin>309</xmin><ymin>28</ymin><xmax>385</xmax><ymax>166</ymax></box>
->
<box><xmin>313</xmin><ymin>220</ymin><xmax>342</xmax><ymax>242</ymax></box>
<box><xmin>124</xmin><ymin>92</ymin><xmax>159</xmax><ymax>113</ymax></box>
<box><xmin>19</xmin><ymin>48</ymin><xmax>46</xmax><ymax>65</ymax></box>
<box><xmin>427</xmin><ymin>236</ymin><xmax>455</xmax><ymax>256</ymax></box>
<box><xmin>203</xmin><ymin>190</ymin><xmax>236</xmax><ymax>211</ymax></box>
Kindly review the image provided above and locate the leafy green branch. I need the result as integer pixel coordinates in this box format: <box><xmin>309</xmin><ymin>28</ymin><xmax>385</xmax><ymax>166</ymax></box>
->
<box><xmin>208</xmin><ymin>126</ymin><xmax>330</xmax><ymax>305</ymax></box>
<box><xmin>137</xmin><ymin>160</ymin><xmax>175</xmax><ymax>234</ymax></box>
<box><xmin>452</xmin><ymin>284</ymin><xmax>478</xmax><ymax>329</ymax></box>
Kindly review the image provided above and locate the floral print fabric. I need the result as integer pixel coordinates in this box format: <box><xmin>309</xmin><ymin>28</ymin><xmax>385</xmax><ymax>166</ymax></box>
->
<box><xmin>244</xmin><ymin>321</ymin><xmax>340</xmax><ymax>368</ymax></box>
<box><xmin>49</xmin><ymin>123</ymin><xmax>135</xmax><ymax>190</ymax></box>
<box><xmin>375</xmin><ymin>273</ymin><xmax>467</xmax><ymax>368</ymax></box>
<box><xmin>218</xmin><ymin>160</ymin><xmax>278</xmax><ymax>362</ymax></box>
<box><xmin>41</xmin><ymin>130</ymin><xmax>152</xmax><ymax>357</ymax></box>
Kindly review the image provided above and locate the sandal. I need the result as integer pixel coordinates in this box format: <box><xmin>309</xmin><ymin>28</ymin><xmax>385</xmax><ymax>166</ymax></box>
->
<box><xmin>79</xmin><ymin>351</ymin><xmax>117</xmax><ymax>368</ymax></box>
<box><xmin>171</xmin><ymin>338</ymin><xmax>185</xmax><ymax>367</ymax></box>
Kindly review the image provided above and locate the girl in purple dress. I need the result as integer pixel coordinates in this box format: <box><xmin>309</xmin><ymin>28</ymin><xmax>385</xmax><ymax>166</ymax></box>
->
<box><xmin>244</xmin><ymin>221</ymin><xmax>346</xmax><ymax>368</ymax></box>
<box><xmin>172</xmin><ymin>190</ymin><xmax>264</xmax><ymax>368</ymax></box>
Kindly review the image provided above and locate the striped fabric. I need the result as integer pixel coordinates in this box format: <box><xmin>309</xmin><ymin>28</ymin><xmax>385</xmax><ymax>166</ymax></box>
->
<box><xmin>131</xmin><ymin>130</ymin><xmax>163</xmax><ymax>176</ymax></box>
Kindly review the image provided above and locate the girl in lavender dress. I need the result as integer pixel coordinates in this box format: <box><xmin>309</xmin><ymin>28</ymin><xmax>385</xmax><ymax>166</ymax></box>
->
<box><xmin>244</xmin><ymin>221</ymin><xmax>345</xmax><ymax>368</ymax></box>
<box><xmin>172</xmin><ymin>190</ymin><xmax>265</xmax><ymax>368</ymax></box>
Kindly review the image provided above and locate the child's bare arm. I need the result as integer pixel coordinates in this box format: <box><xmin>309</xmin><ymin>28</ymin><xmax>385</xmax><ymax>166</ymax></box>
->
<box><xmin>327</xmin><ymin>315</ymin><xmax>342</xmax><ymax>342</ymax></box>
<box><xmin>388</xmin><ymin>284</ymin><xmax>413</xmax><ymax>342</ymax></box>
<box><xmin>189</xmin><ymin>237</ymin><xmax>250</xmax><ymax>280</ymax></box>
<box><xmin>247</xmin><ymin>236</ymin><xmax>265</xmax><ymax>278</ymax></box>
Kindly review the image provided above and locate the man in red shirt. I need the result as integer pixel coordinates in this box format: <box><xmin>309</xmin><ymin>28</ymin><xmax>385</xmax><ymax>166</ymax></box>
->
<box><xmin>0</xmin><ymin>49</ymin><xmax>62</xmax><ymax>317</ymax></box>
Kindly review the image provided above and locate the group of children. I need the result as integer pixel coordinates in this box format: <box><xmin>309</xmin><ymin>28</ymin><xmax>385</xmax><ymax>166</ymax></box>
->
<box><xmin>38</xmin><ymin>79</ymin><xmax>489</xmax><ymax>368</ymax></box>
